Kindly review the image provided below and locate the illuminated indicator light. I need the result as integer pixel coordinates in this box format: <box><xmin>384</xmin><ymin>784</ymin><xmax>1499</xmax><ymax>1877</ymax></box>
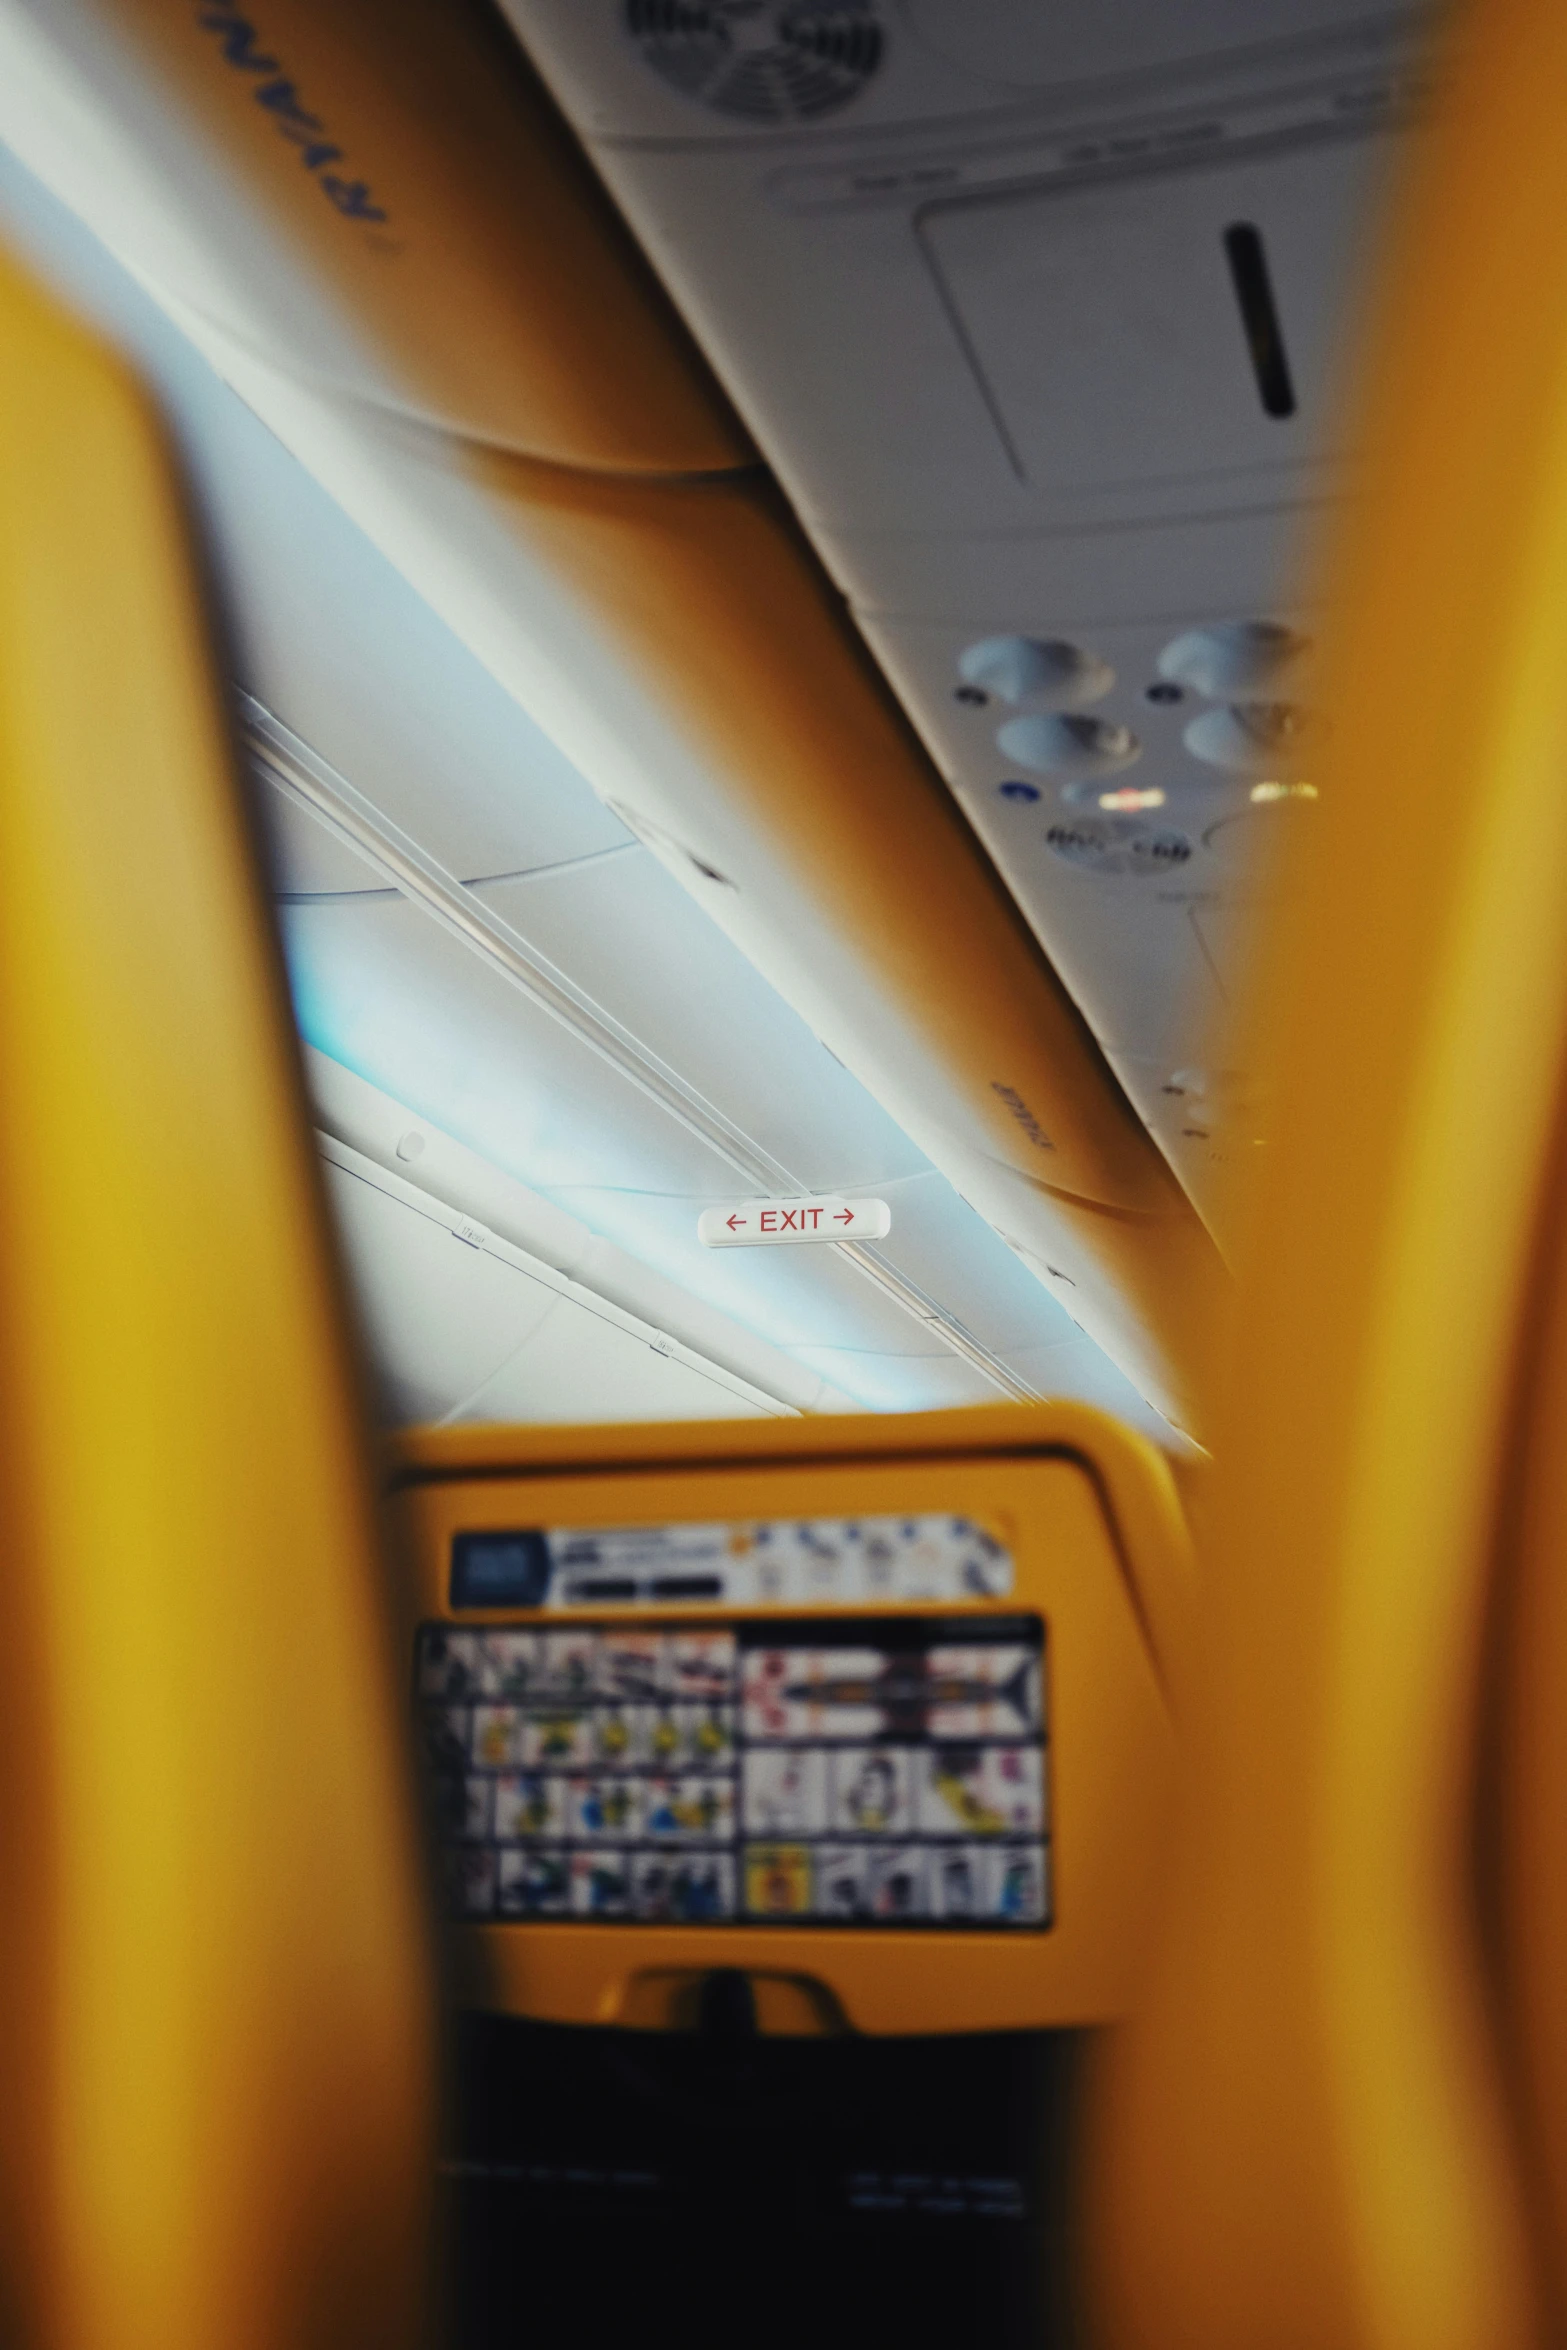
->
<box><xmin>1096</xmin><ymin>785</ymin><xmax>1166</xmax><ymax>811</ymax></box>
<box><xmin>1250</xmin><ymin>779</ymin><xmax>1319</xmax><ymax>803</ymax></box>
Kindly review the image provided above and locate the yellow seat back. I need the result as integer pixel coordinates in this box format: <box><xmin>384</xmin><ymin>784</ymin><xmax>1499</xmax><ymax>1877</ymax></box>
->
<box><xmin>1087</xmin><ymin>1</ymin><xmax>1567</xmax><ymax>2343</ymax></box>
<box><xmin>0</xmin><ymin>248</ymin><xmax>432</xmax><ymax>2349</ymax></box>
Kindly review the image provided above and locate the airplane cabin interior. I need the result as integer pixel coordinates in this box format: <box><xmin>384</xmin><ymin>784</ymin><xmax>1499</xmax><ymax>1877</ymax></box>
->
<box><xmin>2</xmin><ymin>1</ymin><xmax>1566</xmax><ymax>2345</ymax></box>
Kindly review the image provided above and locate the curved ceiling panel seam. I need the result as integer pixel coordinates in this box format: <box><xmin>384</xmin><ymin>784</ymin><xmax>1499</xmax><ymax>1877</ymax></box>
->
<box><xmin>271</xmin><ymin>844</ymin><xmax>647</xmax><ymax>907</ymax></box>
<box><xmin>150</xmin><ymin>297</ymin><xmax>767</xmax><ymax>483</ymax></box>
<box><xmin>242</xmin><ymin>369</ymin><xmax>768</xmax><ymax>486</ymax></box>
<box><xmin>458</xmin><ymin>843</ymin><xmax>642</xmax><ymax>889</ymax></box>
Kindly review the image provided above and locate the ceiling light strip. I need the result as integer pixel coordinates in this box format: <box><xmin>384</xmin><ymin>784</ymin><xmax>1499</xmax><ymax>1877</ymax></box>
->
<box><xmin>238</xmin><ymin>695</ymin><xmax>1039</xmax><ymax>1403</ymax></box>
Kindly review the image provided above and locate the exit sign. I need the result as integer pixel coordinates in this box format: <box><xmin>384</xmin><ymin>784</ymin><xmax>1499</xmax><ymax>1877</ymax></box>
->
<box><xmin>697</xmin><ymin>1196</ymin><xmax>893</xmax><ymax>1248</ymax></box>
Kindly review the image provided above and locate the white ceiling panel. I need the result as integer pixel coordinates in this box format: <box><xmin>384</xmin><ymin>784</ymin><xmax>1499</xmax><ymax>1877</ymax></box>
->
<box><xmin>846</xmin><ymin>1169</ymin><xmax>1093</xmax><ymax>1358</ymax></box>
<box><xmin>542</xmin><ymin>1178</ymin><xmax>994</xmax><ymax>1360</ymax></box>
<box><xmin>307</xmin><ymin>1049</ymin><xmax>857</xmax><ymax>1412</ymax></box>
<box><xmin>1004</xmin><ymin>1334</ymin><xmax>1186</xmax><ymax>1438</ymax></box>
<box><xmin>275</xmin><ymin>800</ymin><xmax>1124</xmax><ymax>1415</ymax></box>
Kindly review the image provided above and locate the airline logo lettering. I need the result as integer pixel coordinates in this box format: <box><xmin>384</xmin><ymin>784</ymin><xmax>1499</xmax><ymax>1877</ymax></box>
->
<box><xmin>698</xmin><ymin>1196</ymin><xmax>892</xmax><ymax>1248</ymax></box>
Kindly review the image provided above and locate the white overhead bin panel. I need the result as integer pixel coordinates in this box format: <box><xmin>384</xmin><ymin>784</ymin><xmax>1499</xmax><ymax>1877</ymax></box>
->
<box><xmin>505</xmin><ymin>2</ymin><xmax>1419</xmax><ymax>547</ymax></box>
<box><xmin>919</xmin><ymin>132</ymin><xmax>1385</xmax><ymax>515</ymax></box>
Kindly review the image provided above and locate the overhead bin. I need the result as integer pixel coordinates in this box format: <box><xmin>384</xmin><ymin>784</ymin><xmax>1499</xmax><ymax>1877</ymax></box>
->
<box><xmin>6</xmin><ymin>0</ymin><xmax>747</xmax><ymax>470</ymax></box>
<box><xmin>0</xmin><ymin>0</ymin><xmax>1226</xmax><ymax>1434</ymax></box>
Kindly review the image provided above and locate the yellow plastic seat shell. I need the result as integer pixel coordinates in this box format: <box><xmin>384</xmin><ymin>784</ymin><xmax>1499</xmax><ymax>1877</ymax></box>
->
<box><xmin>1493</xmin><ymin>1102</ymin><xmax>1567</xmax><ymax>2346</ymax></box>
<box><xmin>391</xmin><ymin>1400</ymin><xmax>1196</xmax><ymax>2035</ymax></box>
<box><xmin>0</xmin><ymin>249</ymin><xmax>433</xmax><ymax>2348</ymax></box>
<box><xmin>1087</xmin><ymin>0</ymin><xmax>1567</xmax><ymax>2344</ymax></box>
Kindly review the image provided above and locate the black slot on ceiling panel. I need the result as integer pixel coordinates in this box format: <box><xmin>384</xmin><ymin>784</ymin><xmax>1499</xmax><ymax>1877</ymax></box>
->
<box><xmin>1224</xmin><ymin>222</ymin><xmax>1298</xmax><ymax>420</ymax></box>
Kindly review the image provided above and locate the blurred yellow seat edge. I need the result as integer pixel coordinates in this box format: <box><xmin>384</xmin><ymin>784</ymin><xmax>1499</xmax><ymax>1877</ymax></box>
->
<box><xmin>0</xmin><ymin>244</ymin><xmax>435</xmax><ymax>2349</ymax></box>
<box><xmin>1085</xmin><ymin>0</ymin><xmax>1567</xmax><ymax>2345</ymax></box>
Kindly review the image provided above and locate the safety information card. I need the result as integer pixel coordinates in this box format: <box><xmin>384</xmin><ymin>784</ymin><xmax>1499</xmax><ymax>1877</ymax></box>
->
<box><xmin>418</xmin><ymin>1614</ymin><xmax>1049</xmax><ymax>1930</ymax></box>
